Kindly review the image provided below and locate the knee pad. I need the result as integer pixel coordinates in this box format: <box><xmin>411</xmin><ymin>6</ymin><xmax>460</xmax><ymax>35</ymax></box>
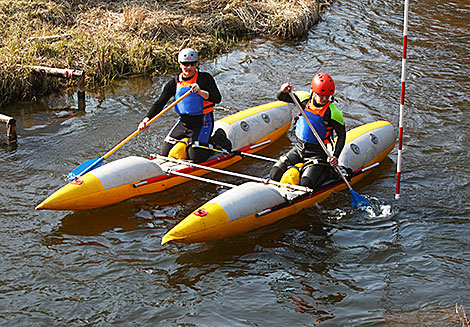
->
<box><xmin>168</xmin><ymin>138</ymin><xmax>189</xmax><ymax>159</ymax></box>
<box><xmin>280</xmin><ymin>163</ymin><xmax>304</xmax><ymax>186</ymax></box>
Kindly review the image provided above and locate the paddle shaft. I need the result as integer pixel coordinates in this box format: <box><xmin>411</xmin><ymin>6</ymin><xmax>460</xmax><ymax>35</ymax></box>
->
<box><xmin>102</xmin><ymin>90</ymin><xmax>192</xmax><ymax>160</ymax></box>
<box><xmin>288</xmin><ymin>91</ymin><xmax>354</xmax><ymax>191</ymax></box>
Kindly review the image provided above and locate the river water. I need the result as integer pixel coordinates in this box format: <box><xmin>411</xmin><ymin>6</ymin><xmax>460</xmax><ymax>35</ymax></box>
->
<box><xmin>1</xmin><ymin>0</ymin><xmax>469</xmax><ymax>326</ymax></box>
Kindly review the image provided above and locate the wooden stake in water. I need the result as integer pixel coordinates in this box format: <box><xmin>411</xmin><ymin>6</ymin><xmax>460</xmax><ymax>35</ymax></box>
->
<box><xmin>396</xmin><ymin>0</ymin><xmax>409</xmax><ymax>200</ymax></box>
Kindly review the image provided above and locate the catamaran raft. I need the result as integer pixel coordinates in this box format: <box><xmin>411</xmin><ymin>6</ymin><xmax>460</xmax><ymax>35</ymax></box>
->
<box><xmin>36</xmin><ymin>94</ymin><xmax>395</xmax><ymax>247</ymax></box>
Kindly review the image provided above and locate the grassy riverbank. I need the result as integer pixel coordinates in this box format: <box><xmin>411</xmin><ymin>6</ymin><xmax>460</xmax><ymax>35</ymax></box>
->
<box><xmin>0</xmin><ymin>0</ymin><xmax>331</xmax><ymax>107</ymax></box>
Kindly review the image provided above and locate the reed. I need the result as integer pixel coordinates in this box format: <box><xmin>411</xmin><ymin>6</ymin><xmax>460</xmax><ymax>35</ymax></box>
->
<box><xmin>0</xmin><ymin>0</ymin><xmax>330</xmax><ymax>107</ymax></box>
<box><xmin>456</xmin><ymin>304</ymin><xmax>469</xmax><ymax>327</ymax></box>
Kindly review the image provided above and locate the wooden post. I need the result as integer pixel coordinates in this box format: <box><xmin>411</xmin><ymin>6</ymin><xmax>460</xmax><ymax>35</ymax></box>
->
<box><xmin>0</xmin><ymin>114</ymin><xmax>17</xmax><ymax>144</ymax></box>
<box><xmin>28</xmin><ymin>65</ymin><xmax>86</xmax><ymax>110</ymax></box>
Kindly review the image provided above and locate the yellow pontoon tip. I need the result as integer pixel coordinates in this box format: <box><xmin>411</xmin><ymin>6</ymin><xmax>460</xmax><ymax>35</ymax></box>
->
<box><xmin>35</xmin><ymin>190</ymin><xmax>66</xmax><ymax>210</ymax></box>
<box><xmin>161</xmin><ymin>235</ymin><xmax>171</xmax><ymax>245</ymax></box>
<box><xmin>161</xmin><ymin>232</ymin><xmax>186</xmax><ymax>245</ymax></box>
<box><xmin>34</xmin><ymin>193</ymin><xmax>66</xmax><ymax>210</ymax></box>
<box><xmin>34</xmin><ymin>174</ymin><xmax>106</xmax><ymax>210</ymax></box>
<box><xmin>34</xmin><ymin>186</ymin><xmax>75</xmax><ymax>211</ymax></box>
<box><xmin>35</xmin><ymin>201</ymin><xmax>46</xmax><ymax>210</ymax></box>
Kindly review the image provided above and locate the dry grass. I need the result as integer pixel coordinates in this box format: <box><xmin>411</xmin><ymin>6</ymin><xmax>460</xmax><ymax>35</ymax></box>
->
<box><xmin>226</xmin><ymin>0</ymin><xmax>327</xmax><ymax>38</ymax></box>
<box><xmin>457</xmin><ymin>303</ymin><xmax>470</xmax><ymax>327</ymax></box>
<box><xmin>0</xmin><ymin>0</ymin><xmax>332</xmax><ymax>107</ymax></box>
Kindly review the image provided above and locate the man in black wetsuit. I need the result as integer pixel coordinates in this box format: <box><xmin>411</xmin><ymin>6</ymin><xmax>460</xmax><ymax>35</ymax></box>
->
<box><xmin>270</xmin><ymin>73</ymin><xmax>346</xmax><ymax>190</ymax></box>
<box><xmin>138</xmin><ymin>48</ymin><xmax>222</xmax><ymax>163</ymax></box>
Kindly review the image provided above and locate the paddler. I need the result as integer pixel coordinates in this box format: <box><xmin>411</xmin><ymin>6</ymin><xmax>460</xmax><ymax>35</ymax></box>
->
<box><xmin>270</xmin><ymin>73</ymin><xmax>347</xmax><ymax>190</ymax></box>
<box><xmin>138</xmin><ymin>48</ymin><xmax>223</xmax><ymax>163</ymax></box>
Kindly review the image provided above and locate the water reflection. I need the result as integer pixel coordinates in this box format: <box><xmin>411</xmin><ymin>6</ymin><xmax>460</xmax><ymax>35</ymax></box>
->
<box><xmin>0</xmin><ymin>141</ymin><xmax>18</xmax><ymax>151</ymax></box>
<box><xmin>164</xmin><ymin>211</ymin><xmax>348</xmax><ymax>324</ymax></box>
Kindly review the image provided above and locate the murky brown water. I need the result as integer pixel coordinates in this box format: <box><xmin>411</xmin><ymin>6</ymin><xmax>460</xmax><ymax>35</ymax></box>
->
<box><xmin>1</xmin><ymin>0</ymin><xmax>470</xmax><ymax>325</ymax></box>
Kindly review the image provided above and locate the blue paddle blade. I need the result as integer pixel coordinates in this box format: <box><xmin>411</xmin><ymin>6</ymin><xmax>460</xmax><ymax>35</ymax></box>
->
<box><xmin>66</xmin><ymin>157</ymin><xmax>103</xmax><ymax>181</ymax></box>
<box><xmin>350</xmin><ymin>190</ymin><xmax>372</xmax><ymax>209</ymax></box>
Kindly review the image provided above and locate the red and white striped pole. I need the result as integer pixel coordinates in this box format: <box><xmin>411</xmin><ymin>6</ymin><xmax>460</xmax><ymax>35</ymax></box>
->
<box><xmin>396</xmin><ymin>0</ymin><xmax>409</xmax><ymax>200</ymax></box>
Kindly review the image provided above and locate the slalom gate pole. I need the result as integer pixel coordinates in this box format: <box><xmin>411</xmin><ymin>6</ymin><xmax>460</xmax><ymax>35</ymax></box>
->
<box><xmin>396</xmin><ymin>0</ymin><xmax>410</xmax><ymax>200</ymax></box>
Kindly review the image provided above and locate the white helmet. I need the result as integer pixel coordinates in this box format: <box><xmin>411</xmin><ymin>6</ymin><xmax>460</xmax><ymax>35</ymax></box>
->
<box><xmin>178</xmin><ymin>48</ymin><xmax>198</xmax><ymax>63</ymax></box>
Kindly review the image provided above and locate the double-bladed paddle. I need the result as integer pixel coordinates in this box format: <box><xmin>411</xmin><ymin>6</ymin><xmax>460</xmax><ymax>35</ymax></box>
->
<box><xmin>288</xmin><ymin>90</ymin><xmax>372</xmax><ymax>209</ymax></box>
<box><xmin>66</xmin><ymin>90</ymin><xmax>192</xmax><ymax>181</ymax></box>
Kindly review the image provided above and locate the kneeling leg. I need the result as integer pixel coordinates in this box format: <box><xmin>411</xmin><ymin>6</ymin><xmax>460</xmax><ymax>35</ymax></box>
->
<box><xmin>187</xmin><ymin>146</ymin><xmax>211</xmax><ymax>163</ymax></box>
<box><xmin>270</xmin><ymin>148</ymin><xmax>302</xmax><ymax>181</ymax></box>
<box><xmin>300</xmin><ymin>165</ymin><xmax>331</xmax><ymax>190</ymax></box>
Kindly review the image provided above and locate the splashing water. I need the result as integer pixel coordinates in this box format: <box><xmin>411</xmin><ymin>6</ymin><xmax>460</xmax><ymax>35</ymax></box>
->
<box><xmin>364</xmin><ymin>203</ymin><xmax>393</xmax><ymax>219</ymax></box>
<box><xmin>361</xmin><ymin>196</ymin><xmax>394</xmax><ymax>219</ymax></box>
<box><xmin>324</xmin><ymin>196</ymin><xmax>394</xmax><ymax>221</ymax></box>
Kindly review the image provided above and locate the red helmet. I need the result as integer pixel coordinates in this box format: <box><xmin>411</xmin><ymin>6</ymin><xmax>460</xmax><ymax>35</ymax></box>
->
<box><xmin>311</xmin><ymin>73</ymin><xmax>335</xmax><ymax>96</ymax></box>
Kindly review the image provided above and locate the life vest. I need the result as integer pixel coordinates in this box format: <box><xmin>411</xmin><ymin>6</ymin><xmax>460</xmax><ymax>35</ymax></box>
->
<box><xmin>294</xmin><ymin>98</ymin><xmax>343</xmax><ymax>145</ymax></box>
<box><xmin>174</xmin><ymin>70</ymin><xmax>214</xmax><ymax>115</ymax></box>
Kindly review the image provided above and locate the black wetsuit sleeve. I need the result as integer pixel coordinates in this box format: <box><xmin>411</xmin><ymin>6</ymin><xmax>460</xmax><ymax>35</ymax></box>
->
<box><xmin>145</xmin><ymin>78</ymin><xmax>177</xmax><ymax>119</ymax></box>
<box><xmin>277</xmin><ymin>90</ymin><xmax>308</xmax><ymax>105</ymax></box>
<box><xmin>276</xmin><ymin>91</ymin><xmax>310</xmax><ymax>107</ymax></box>
<box><xmin>197</xmin><ymin>72</ymin><xmax>221</xmax><ymax>104</ymax></box>
<box><xmin>277</xmin><ymin>91</ymin><xmax>309</xmax><ymax>126</ymax></box>
<box><xmin>324</xmin><ymin>109</ymin><xmax>346</xmax><ymax>158</ymax></box>
<box><xmin>276</xmin><ymin>91</ymin><xmax>292</xmax><ymax>103</ymax></box>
